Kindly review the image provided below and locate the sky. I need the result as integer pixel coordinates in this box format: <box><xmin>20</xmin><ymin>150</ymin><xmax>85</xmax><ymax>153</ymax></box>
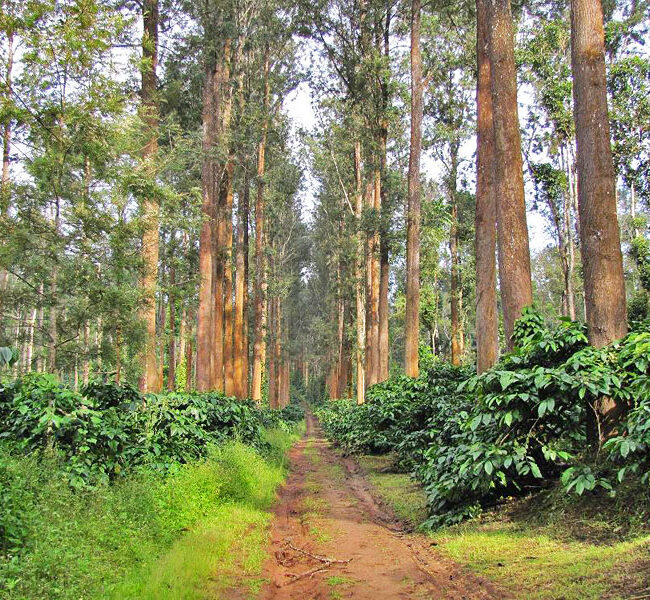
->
<box><xmin>282</xmin><ymin>71</ymin><xmax>552</xmax><ymax>254</ymax></box>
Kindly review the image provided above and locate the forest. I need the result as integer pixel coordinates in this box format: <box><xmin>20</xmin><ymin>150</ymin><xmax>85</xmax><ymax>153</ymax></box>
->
<box><xmin>1</xmin><ymin>0</ymin><xmax>650</xmax><ymax>597</ymax></box>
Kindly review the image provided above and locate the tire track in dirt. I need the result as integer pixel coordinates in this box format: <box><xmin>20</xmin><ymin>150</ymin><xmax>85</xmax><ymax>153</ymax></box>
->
<box><xmin>254</xmin><ymin>411</ymin><xmax>510</xmax><ymax>600</ymax></box>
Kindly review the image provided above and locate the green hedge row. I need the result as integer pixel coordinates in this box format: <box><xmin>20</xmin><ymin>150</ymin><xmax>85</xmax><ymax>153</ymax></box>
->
<box><xmin>0</xmin><ymin>375</ymin><xmax>303</xmax><ymax>490</ymax></box>
<box><xmin>317</xmin><ymin>308</ymin><xmax>650</xmax><ymax>527</ymax></box>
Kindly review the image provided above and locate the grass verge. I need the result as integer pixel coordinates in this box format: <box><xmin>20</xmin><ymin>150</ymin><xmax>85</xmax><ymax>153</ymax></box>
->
<box><xmin>355</xmin><ymin>454</ymin><xmax>428</xmax><ymax>527</ymax></box>
<box><xmin>355</xmin><ymin>453</ymin><xmax>650</xmax><ymax>600</ymax></box>
<box><xmin>0</xmin><ymin>425</ymin><xmax>302</xmax><ymax>600</ymax></box>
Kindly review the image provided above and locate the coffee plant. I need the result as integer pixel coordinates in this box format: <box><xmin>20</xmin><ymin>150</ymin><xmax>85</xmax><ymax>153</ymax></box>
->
<box><xmin>317</xmin><ymin>307</ymin><xmax>650</xmax><ymax>527</ymax></box>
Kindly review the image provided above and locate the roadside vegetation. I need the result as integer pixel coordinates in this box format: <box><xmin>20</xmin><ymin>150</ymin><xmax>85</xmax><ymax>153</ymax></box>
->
<box><xmin>316</xmin><ymin>308</ymin><xmax>650</xmax><ymax>598</ymax></box>
<box><xmin>0</xmin><ymin>376</ymin><xmax>304</xmax><ymax>599</ymax></box>
<box><xmin>356</xmin><ymin>453</ymin><xmax>649</xmax><ymax>599</ymax></box>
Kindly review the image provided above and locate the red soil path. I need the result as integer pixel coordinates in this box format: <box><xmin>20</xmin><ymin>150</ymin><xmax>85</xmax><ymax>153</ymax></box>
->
<box><xmin>254</xmin><ymin>412</ymin><xmax>510</xmax><ymax>600</ymax></box>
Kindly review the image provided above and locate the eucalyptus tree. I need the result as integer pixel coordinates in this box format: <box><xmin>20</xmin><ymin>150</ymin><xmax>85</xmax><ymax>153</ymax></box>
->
<box><xmin>422</xmin><ymin>5</ymin><xmax>476</xmax><ymax>366</ymax></box>
<box><xmin>571</xmin><ymin>0</ymin><xmax>627</xmax><ymax>445</ymax></box>
<box><xmin>404</xmin><ymin>0</ymin><xmax>422</xmax><ymax>378</ymax></box>
<box><xmin>138</xmin><ymin>0</ymin><xmax>161</xmax><ymax>392</ymax></box>
<box><xmin>488</xmin><ymin>0</ymin><xmax>533</xmax><ymax>348</ymax></box>
<box><xmin>475</xmin><ymin>0</ymin><xmax>498</xmax><ymax>372</ymax></box>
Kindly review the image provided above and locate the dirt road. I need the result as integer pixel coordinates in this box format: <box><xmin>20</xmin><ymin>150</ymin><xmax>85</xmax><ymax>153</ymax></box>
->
<box><xmin>255</xmin><ymin>412</ymin><xmax>508</xmax><ymax>600</ymax></box>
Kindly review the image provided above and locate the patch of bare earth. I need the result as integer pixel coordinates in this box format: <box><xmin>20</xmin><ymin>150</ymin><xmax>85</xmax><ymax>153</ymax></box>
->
<box><xmin>251</xmin><ymin>412</ymin><xmax>510</xmax><ymax>600</ymax></box>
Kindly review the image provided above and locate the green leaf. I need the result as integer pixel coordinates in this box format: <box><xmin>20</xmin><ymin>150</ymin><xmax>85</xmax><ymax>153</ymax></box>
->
<box><xmin>500</xmin><ymin>372</ymin><xmax>515</xmax><ymax>390</ymax></box>
<box><xmin>561</xmin><ymin>466</ymin><xmax>575</xmax><ymax>485</ymax></box>
<box><xmin>0</xmin><ymin>346</ymin><xmax>14</xmax><ymax>366</ymax></box>
<box><xmin>530</xmin><ymin>462</ymin><xmax>542</xmax><ymax>479</ymax></box>
<box><xmin>620</xmin><ymin>440</ymin><xmax>630</xmax><ymax>458</ymax></box>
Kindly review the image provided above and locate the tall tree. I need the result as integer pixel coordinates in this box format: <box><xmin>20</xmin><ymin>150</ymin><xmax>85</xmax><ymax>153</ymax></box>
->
<box><xmin>488</xmin><ymin>0</ymin><xmax>533</xmax><ymax>348</ymax></box>
<box><xmin>251</xmin><ymin>48</ymin><xmax>270</xmax><ymax>403</ymax></box>
<box><xmin>138</xmin><ymin>0</ymin><xmax>161</xmax><ymax>392</ymax></box>
<box><xmin>475</xmin><ymin>0</ymin><xmax>498</xmax><ymax>372</ymax></box>
<box><xmin>405</xmin><ymin>0</ymin><xmax>422</xmax><ymax>378</ymax></box>
<box><xmin>571</xmin><ymin>0</ymin><xmax>628</xmax><ymax>443</ymax></box>
<box><xmin>354</xmin><ymin>139</ymin><xmax>366</xmax><ymax>403</ymax></box>
<box><xmin>233</xmin><ymin>168</ymin><xmax>250</xmax><ymax>399</ymax></box>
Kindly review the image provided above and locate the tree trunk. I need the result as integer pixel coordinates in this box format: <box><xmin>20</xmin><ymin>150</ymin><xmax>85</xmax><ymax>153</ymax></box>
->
<box><xmin>185</xmin><ymin>313</ymin><xmax>193</xmax><ymax>392</ymax></box>
<box><xmin>488</xmin><ymin>0</ymin><xmax>533</xmax><ymax>348</ymax></box>
<box><xmin>274</xmin><ymin>297</ymin><xmax>282</xmax><ymax>408</ymax></box>
<box><xmin>268</xmin><ymin>295</ymin><xmax>276</xmax><ymax>408</ymax></box>
<box><xmin>252</xmin><ymin>48</ymin><xmax>270</xmax><ymax>403</ymax></box>
<box><xmin>365</xmin><ymin>182</ymin><xmax>373</xmax><ymax>387</ymax></box>
<box><xmin>138</xmin><ymin>0</ymin><xmax>160</xmax><ymax>392</ymax></box>
<box><xmin>335</xmin><ymin>272</ymin><xmax>345</xmax><ymax>399</ymax></box>
<box><xmin>370</xmin><ymin>179</ymin><xmax>381</xmax><ymax>386</ymax></box>
<box><xmin>167</xmin><ymin>263</ymin><xmax>176</xmax><ymax>391</ymax></box>
<box><xmin>115</xmin><ymin>325</ymin><xmax>122</xmax><ymax>385</ymax></box>
<box><xmin>179</xmin><ymin>306</ymin><xmax>186</xmax><ymax>372</ymax></box>
<box><xmin>211</xmin><ymin>43</ymin><xmax>234</xmax><ymax>392</ymax></box>
<box><xmin>571</xmin><ymin>0</ymin><xmax>627</xmax><ymax>346</ymax></box>
<box><xmin>354</xmin><ymin>141</ymin><xmax>366</xmax><ymax>404</ymax></box>
<box><xmin>560</xmin><ymin>145</ymin><xmax>577</xmax><ymax>320</ymax></box>
<box><xmin>94</xmin><ymin>314</ymin><xmax>102</xmax><ymax>374</ymax></box>
<box><xmin>25</xmin><ymin>306</ymin><xmax>36</xmax><ymax>373</ymax></box>
<box><xmin>243</xmin><ymin>180</ymin><xmax>250</xmax><ymax>397</ymax></box>
<box><xmin>365</xmin><ymin>176</ymin><xmax>380</xmax><ymax>388</ymax></box>
<box><xmin>281</xmin><ymin>362</ymin><xmax>288</xmax><ymax>408</ymax></box>
<box><xmin>405</xmin><ymin>0</ymin><xmax>423</xmax><ymax>378</ymax></box>
<box><xmin>379</xmin><ymin>237</ymin><xmax>389</xmax><ymax>381</ymax></box>
<box><xmin>475</xmin><ymin>0</ymin><xmax>499</xmax><ymax>373</ymax></box>
<box><xmin>234</xmin><ymin>168</ymin><xmax>249</xmax><ymax>399</ymax></box>
<box><xmin>157</xmin><ymin>273</ymin><xmax>165</xmax><ymax>390</ymax></box>
<box><xmin>196</xmin><ymin>62</ymin><xmax>216</xmax><ymax>391</ymax></box>
<box><xmin>223</xmin><ymin>160</ymin><xmax>235</xmax><ymax>395</ymax></box>
<box><xmin>82</xmin><ymin>320</ymin><xmax>90</xmax><ymax>385</ymax></box>
<box><xmin>48</xmin><ymin>200</ymin><xmax>60</xmax><ymax>374</ymax></box>
<box><xmin>377</xmin><ymin>0</ymin><xmax>391</xmax><ymax>384</ymax></box>
<box><xmin>450</xmin><ymin>189</ymin><xmax>463</xmax><ymax>366</ymax></box>
<box><xmin>212</xmin><ymin>197</ymin><xmax>224</xmax><ymax>390</ymax></box>
<box><xmin>571</xmin><ymin>0</ymin><xmax>628</xmax><ymax>446</ymax></box>
<box><xmin>74</xmin><ymin>355</ymin><xmax>79</xmax><ymax>390</ymax></box>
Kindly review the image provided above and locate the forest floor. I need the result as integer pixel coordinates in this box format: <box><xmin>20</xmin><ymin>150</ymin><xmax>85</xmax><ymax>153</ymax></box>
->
<box><xmin>229</xmin><ymin>412</ymin><xmax>508</xmax><ymax>600</ymax></box>
<box><xmin>355</xmin><ymin>458</ymin><xmax>650</xmax><ymax>600</ymax></box>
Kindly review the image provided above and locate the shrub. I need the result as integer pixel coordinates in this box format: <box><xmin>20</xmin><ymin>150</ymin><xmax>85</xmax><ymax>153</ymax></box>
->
<box><xmin>0</xmin><ymin>376</ymin><xmax>304</xmax><ymax>488</ymax></box>
<box><xmin>0</xmin><ymin>424</ymin><xmax>300</xmax><ymax>600</ymax></box>
<box><xmin>316</xmin><ymin>307</ymin><xmax>650</xmax><ymax>528</ymax></box>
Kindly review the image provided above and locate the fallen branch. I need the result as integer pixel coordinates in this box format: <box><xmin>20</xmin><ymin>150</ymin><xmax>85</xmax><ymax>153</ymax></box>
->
<box><xmin>284</xmin><ymin>565</ymin><xmax>329</xmax><ymax>583</ymax></box>
<box><xmin>285</xmin><ymin>540</ymin><xmax>352</xmax><ymax>565</ymax></box>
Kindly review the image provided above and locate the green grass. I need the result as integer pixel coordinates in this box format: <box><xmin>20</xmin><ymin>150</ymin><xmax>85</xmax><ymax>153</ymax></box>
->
<box><xmin>438</xmin><ymin>522</ymin><xmax>650</xmax><ymax>600</ymax></box>
<box><xmin>326</xmin><ymin>574</ymin><xmax>355</xmax><ymax>599</ymax></box>
<box><xmin>354</xmin><ymin>452</ymin><xmax>650</xmax><ymax>600</ymax></box>
<box><xmin>111</xmin><ymin>503</ymin><xmax>271</xmax><ymax>600</ymax></box>
<box><xmin>0</xmin><ymin>425</ymin><xmax>302</xmax><ymax>600</ymax></box>
<box><xmin>356</xmin><ymin>454</ymin><xmax>428</xmax><ymax>527</ymax></box>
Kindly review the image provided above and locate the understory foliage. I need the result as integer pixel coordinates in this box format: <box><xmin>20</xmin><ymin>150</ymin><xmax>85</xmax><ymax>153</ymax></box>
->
<box><xmin>317</xmin><ymin>308</ymin><xmax>650</xmax><ymax>527</ymax></box>
<box><xmin>0</xmin><ymin>377</ymin><xmax>304</xmax><ymax>598</ymax></box>
<box><xmin>0</xmin><ymin>375</ymin><xmax>304</xmax><ymax>489</ymax></box>
<box><xmin>0</xmin><ymin>433</ymin><xmax>298</xmax><ymax>600</ymax></box>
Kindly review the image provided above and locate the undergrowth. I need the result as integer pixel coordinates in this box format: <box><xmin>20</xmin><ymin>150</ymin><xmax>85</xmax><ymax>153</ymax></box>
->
<box><xmin>316</xmin><ymin>307</ymin><xmax>650</xmax><ymax>527</ymax></box>
<box><xmin>0</xmin><ymin>428</ymin><xmax>300</xmax><ymax>600</ymax></box>
<box><xmin>0</xmin><ymin>376</ymin><xmax>304</xmax><ymax>488</ymax></box>
<box><xmin>0</xmin><ymin>376</ymin><xmax>304</xmax><ymax>599</ymax></box>
<box><xmin>358</xmin><ymin>452</ymin><xmax>650</xmax><ymax>600</ymax></box>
